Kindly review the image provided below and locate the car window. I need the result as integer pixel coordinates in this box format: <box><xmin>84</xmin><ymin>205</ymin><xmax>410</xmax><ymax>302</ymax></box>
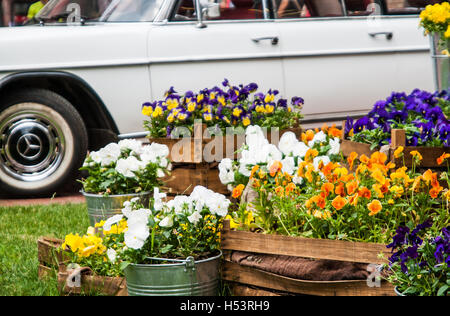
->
<box><xmin>345</xmin><ymin>0</ymin><xmax>378</xmax><ymax>16</ymax></box>
<box><xmin>275</xmin><ymin>0</ymin><xmax>345</xmax><ymax>19</ymax></box>
<box><xmin>34</xmin><ymin>0</ymin><xmax>163</xmax><ymax>23</ymax></box>
<box><xmin>171</xmin><ymin>0</ymin><xmax>265</xmax><ymax>22</ymax></box>
<box><xmin>385</xmin><ymin>0</ymin><xmax>444</xmax><ymax>15</ymax></box>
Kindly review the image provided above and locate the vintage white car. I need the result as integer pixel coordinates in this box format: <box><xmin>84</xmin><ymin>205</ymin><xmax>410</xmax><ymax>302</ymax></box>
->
<box><xmin>0</xmin><ymin>0</ymin><xmax>437</xmax><ymax>196</ymax></box>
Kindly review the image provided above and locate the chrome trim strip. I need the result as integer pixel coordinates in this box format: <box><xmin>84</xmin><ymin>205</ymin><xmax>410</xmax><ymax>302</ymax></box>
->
<box><xmin>0</xmin><ymin>46</ymin><xmax>429</xmax><ymax>72</ymax></box>
<box><xmin>118</xmin><ymin>131</ymin><xmax>150</xmax><ymax>139</ymax></box>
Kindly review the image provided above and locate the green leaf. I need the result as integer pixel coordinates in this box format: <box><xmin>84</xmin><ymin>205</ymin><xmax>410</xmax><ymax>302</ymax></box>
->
<box><xmin>160</xmin><ymin>244</ymin><xmax>173</xmax><ymax>254</ymax></box>
<box><xmin>120</xmin><ymin>261</ymin><xmax>131</xmax><ymax>271</ymax></box>
<box><xmin>437</xmin><ymin>285</ymin><xmax>449</xmax><ymax>296</ymax></box>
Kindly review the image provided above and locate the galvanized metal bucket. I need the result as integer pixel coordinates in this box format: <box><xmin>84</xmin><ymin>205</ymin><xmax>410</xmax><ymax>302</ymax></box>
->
<box><xmin>124</xmin><ymin>251</ymin><xmax>222</xmax><ymax>296</ymax></box>
<box><xmin>81</xmin><ymin>191</ymin><xmax>151</xmax><ymax>227</ymax></box>
<box><xmin>430</xmin><ymin>34</ymin><xmax>450</xmax><ymax>92</ymax></box>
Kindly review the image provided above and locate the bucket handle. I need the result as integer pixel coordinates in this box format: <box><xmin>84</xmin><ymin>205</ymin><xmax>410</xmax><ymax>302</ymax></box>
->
<box><xmin>144</xmin><ymin>256</ymin><xmax>196</xmax><ymax>272</ymax></box>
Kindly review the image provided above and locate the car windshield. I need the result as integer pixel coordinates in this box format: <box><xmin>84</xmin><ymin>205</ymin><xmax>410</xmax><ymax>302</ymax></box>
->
<box><xmin>35</xmin><ymin>0</ymin><xmax>164</xmax><ymax>23</ymax></box>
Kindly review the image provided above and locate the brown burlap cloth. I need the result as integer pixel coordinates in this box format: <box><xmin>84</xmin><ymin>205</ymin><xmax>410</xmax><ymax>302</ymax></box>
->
<box><xmin>230</xmin><ymin>251</ymin><xmax>370</xmax><ymax>281</ymax></box>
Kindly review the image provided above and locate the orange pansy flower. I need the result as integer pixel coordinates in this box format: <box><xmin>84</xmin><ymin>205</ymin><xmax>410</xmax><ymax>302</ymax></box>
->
<box><xmin>328</xmin><ymin>125</ymin><xmax>342</xmax><ymax>138</ymax></box>
<box><xmin>358</xmin><ymin>187</ymin><xmax>371</xmax><ymax>199</ymax></box>
<box><xmin>285</xmin><ymin>182</ymin><xmax>296</xmax><ymax>195</ymax></box>
<box><xmin>335</xmin><ymin>182</ymin><xmax>345</xmax><ymax>197</ymax></box>
<box><xmin>269</xmin><ymin>161</ymin><xmax>283</xmax><ymax>177</ymax></box>
<box><xmin>368</xmin><ymin>200</ymin><xmax>382</xmax><ymax>216</ymax></box>
<box><xmin>312</xmin><ymin>195</ymin><xmax>326</xmax><ymax>209</ymax></box>
<box><xmin>305</xmin><ymin>148</ymin><xmax>319</xmax><ymax>163</ymax></box>
<box><xmin>321</xmin><ymin>182</ymin><xmax>335</xmax><ymax>197</ymax></box>
<box><xmin>331</xmin><ymin>195</ymin><xmax>347</xmax><ymax>211</ymax></box>
<box><xmin>346</xmin><ymin>181</ymin><xmax>358</xmax><ymax>195</ymax></box>
<box><xmin>232</xmin><ymin>184</ymin><xmax>245</xmax><ymax>199</ymax></box>
<box><xmin>275</xmin><ymin>186</ymin><xmax>285</xmax><ymax>197</ymax></box>
<box><xmin>437</xmin><ymin>153</ymin><xmax>450</xmax><ymax>165</ymax></box>
<box><xmin>359</xmin><ymin>154</ymin><xmax>370</xmax><ymax>164</ymax></box>
<box><xmin>347</xmin><ymin>152</ymin><xmax>359</xmax><ymax>170</ymax></box>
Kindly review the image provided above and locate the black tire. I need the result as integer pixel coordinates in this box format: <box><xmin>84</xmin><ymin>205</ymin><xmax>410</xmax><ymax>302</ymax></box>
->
<box><xmin>0</xmin><ymin>89</ymin><xmax>88</xmax><ymax>197</ymax></box>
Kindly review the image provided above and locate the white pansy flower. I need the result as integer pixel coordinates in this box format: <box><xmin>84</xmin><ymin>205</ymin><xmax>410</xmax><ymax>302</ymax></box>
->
<box><xmin>157</xmin><ymin>168</ymin><xmax>165</xmax><ymax>178</ymax></box>
<box><xmin>218</xmin><ymin>158</ymin><xmax>235</xmax><ymax>185</ymax></box>
<box><xmin>187</xmin><ymin>211</ymin><xmax>202</xmax><ymax>225</ymax></box>
<box><xmin>103</xmin><ymin>214</ymin><xmax>124</xmax><ymax>231</ymax></box>
<box><xmin>149</xmin><ymin>143</ymin><xmax>170</xmax><ymax>158</ymax></box>
<box><xmin>89</xmin><ymin>151</ymin><xmax>102</xmax><ymax>164</ymax></box>
<box><xmin>292</xmin><ymin>142</ymin><xmax>310</xmax><ymax>158</ymax></box>
<box><xmin>124</xmin><ymin>230</ymin><xmax>148</xmax><ymax>250</ymax></box>
<box><xmin>281</xmin><ymin>156</ymin><xmax>296</xmax><ymax>175</ymax></box>
<box><xmin>313</xmin><ymin>155</ymin><xmax>331</xmax><ymax>171</ymax></box>
<box><xmin>278</xmin><ymin>132</ymin><xmax>299</xmax><ymax>156</ymax></box>
<box><xmin>327</xmin><ymin>137</ymin><xmax>341</xmax><ymax>156</ymax></box>
<box><xmin>115</xmin><ymin>156</ymin><xmax>141</xmax><ymax>178</ymax></box>
<box><xmin>159</xmin><ymin>215</ymin><xmax>174</xmax><ymax>228</ymax></box>
<box><xmin>293</xmin><ymin>175</ymin><xmax>304</xmax><ymax>185</ymax></box>
<box><xmin>308</xmin><ymin>131</ymin><xmax>327</xmax><ymax>147</ymax></box>
<box><xmin>265</xmin><ymin>144</ymin><xmax>282</xmax><ymax>162</ymax></box>
<box><xmin>118</xmin><ymin>139</ymin><xmax>143</xmax><ymax>155</ymax></box>
<box><xmin>107</xmin><ymin>248</ymin><xmax>117</xmax><ymax>263</ymax></box>
<box><xmin>98</xmin><ymin>143</ymin><xmax>121</xmax><ymax>166</ymax></box>
<box><xmin>153</xmin><ymin>187</ymin><xmax>166</xmax><ymax>211</ymax></box>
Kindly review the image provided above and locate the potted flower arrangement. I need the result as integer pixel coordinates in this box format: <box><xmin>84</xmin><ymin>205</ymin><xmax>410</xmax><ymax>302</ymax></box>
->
<box><xmin>344</xmin><ymin>89</ymin><xmax>450</xmax><ymax>149</ymax></box>
<box><xmin>98</xmin><ymin>186</ymin><xmax>230</xmax><ymax>296</ymax></box>
<box><xmin>386</xmin><ymin>220</ymin><xmax>449</xmax><ymax>296</ymax></box>
<box><xmin>60</xmin><ymin>186</ymin><xmax>230</xmax><ymax>296</ymax></box>
<box><xmin>419</xmin><ymin>2</ymin><xmax>450</xmax><ymax>91</ymax></box>
<box><xmin>218</xmin><ymin>124</ymin><xmax>342</xmax><ymax>193</ymax></box>
<box><xmin>342</xmin><ymin>89</ymin><xmax>450</xmax><ymax>167</ymax></box>
<box><xmin>79</xmin><ymin>139</ymin><xmax>171</xmax><ymax>226</ymax></box>
<box><xmin>142</xmin><ymin>79</ymin><xmax>304</xmax><ymax>139</ymax></box>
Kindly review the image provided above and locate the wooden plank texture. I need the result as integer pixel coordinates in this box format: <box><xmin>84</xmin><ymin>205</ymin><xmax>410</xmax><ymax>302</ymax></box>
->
<box><xmin>222</xmin><ymin>261</ymin><xmax>395</xmax><ymax>296</ymax></box>
<box><xmin>162</xmin><ymin>163</ymin><xmax>228</xmax><ymax>195</ymax></box>
<box><xmin>221</xmin><ymin>221</ymin><xmax>389</xmax><ymax>265</ymax></box>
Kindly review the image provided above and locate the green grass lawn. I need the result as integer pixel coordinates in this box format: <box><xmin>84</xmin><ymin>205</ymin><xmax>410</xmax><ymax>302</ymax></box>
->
<box><xmin>0</xmin><ymin>203</ymin><xmax>89</xmax><ymax>296</ymax></box>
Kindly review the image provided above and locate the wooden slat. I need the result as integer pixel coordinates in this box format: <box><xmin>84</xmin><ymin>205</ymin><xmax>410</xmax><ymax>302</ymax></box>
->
<box><xmin>230</xmin><ymin>283</ymin><xmax>281</xmax><ymax>296</ymax></box>
<box><xmin>222</xmin><ymin>261</ymin><xmax>395</xmax><ymax>296</ymax></box>
<box><xmin>162</xmin><ymin>163</ymin><xmax>228</xmax><ymax>195</ymax></box>
<box><xmin>401</xmin><ymin>146</ymin><xmax>449</xmax><ymax>168</ymax></box>
<box><xmin>221</xmin><ymin>221</ymin><xmax>389</xmax><ymax>265</ymax></box>
<box><xmin>340</xmin><ymin>139</ymin><xmax>378</xmax><ymax>159</ymax></box>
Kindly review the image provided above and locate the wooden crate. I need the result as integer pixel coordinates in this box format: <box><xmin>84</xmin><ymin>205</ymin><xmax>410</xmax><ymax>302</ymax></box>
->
<box><xmin>57</xmin><ymin>265</ymin><xmax>127</xmax><ymax>296</ymax></box>
<box><xmin>341</xmin><ymin>124</ymin><xmax>450</xmax><ymax>168</ymax></box>
<box><xmin>148</xmin><ymin>123</ymin><xmax>302</xmax><ymax>164</ymax></box>
<box><xmin>151</xmin><ymin>123</ymin><xmax>301</xmax><ymax>195</ymax></box>
<box><xmin>220</xmin><ymin>221</ymin><xmax>395</xmax><ymax>296</ymax></box>
<box><xmin>38</xmin><ymin>236</ymin><xmax>127</xmax><ymax>296</ymax></box>
<box><xmin>37</xmin><ymin>237</ymin><xmax>69</xmax><ymax>279</ymax></box>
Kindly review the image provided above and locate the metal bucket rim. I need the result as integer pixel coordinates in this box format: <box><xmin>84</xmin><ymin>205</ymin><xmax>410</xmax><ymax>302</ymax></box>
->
<box><xmin>127</xmin><ymin>250</ymin><xmax>222</xmax><ymax>268</ymax></box>
<box><xmin>81</xmin><ymin>190</ymin><xmax>152</xmax><ymax>198</ymax></box>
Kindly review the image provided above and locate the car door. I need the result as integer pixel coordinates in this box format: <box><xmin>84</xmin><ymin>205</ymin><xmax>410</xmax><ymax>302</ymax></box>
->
<box><xmin>274</xmin><ymin>0</ymin><xmax>434</xmax><ymax>126</ymax></box>
<box><xmin>147</xmin><ymin>0</ymin><xmax>284</xmax><ymax>99</ymax></box>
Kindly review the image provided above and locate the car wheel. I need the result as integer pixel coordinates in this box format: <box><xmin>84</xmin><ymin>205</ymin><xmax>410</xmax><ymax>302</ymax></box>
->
<box><xmin>0</xmin><ymin>89</ymin><xmax>88</xmax><ymax>197</ymax></box>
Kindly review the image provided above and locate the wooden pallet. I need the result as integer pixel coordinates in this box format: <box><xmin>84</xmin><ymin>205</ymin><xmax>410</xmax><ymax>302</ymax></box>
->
<box><xmin>220</xmin><ymin>221</ymin><xmax>395</xmax><ymax>296</ymax></box>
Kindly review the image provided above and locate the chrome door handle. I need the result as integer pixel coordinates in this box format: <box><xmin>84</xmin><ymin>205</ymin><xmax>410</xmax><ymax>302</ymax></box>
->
<box><xmin>252</xmin><ymin>36</ymin><xmax>279</xmax><ymax>45</ymax></box>
<box><xmin>369</xmin><ymin>32</ymin><xmax>393</xmax><ymax>40</ymax></box>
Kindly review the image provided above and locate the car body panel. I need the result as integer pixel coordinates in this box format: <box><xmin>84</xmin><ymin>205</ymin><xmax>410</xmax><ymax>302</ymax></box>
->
<box><xmin>148</xmin><ymin>20</ymin><xmax>285</xmax><ymax>105</ymax></box>
<box><xmin>276</xmin><ymin>15</ymin><xmax>433</xmax><ymax>122</ymax></box>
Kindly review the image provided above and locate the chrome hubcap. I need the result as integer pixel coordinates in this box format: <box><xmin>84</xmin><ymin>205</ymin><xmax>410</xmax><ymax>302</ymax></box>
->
<box><xmin>0</xmin><ymin>110</ymin><xmax>65</xmax><ymax>182</ymax></box>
